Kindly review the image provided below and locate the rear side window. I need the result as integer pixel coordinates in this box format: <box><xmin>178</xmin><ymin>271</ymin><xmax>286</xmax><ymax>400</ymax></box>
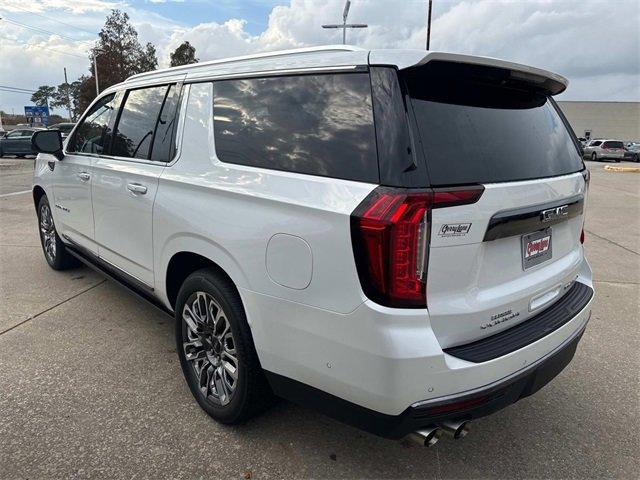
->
<box><xmin>150</xmin><ymin>84</ymin><xmax>181</xmax><ymax>162</ymax></box>
<box><xmin>403</xmin><ymin>63</ymin><xmax>583</xmax><ymax>186</ymax></box>
<box><xmin>68</xmin><ymin>93</ymin><xmax>118</xmax><ymax>154</ymax></box>
<box><xmin>212</xmin><ymin>73</ymin><xmax>378</xmax><ymax>183</ymax></box>
<box><xmin>112</xmin><ymin>85</ymin><xmax>169</xmax><ymax>160</ymax></box>
<box><xmin>590</xmin><ymin>141</ymin><xmax>602</xmax><ymax>146</ymax></box>
<box><xmin>602</xmin><ymin>141</ymin><xmax>623</xmax><ymax>149</ymax></box>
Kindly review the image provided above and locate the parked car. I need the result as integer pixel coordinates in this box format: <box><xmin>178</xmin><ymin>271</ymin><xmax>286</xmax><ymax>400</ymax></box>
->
<box><xmin>0</xmin><ymin>128</ymin><xmax>43</xmax><ymax>157</ymax></box>
<box><xmin>577</xmin><ymin>137</ymin><xmax>588</xmax><ymax>147</ymax></box>
<box><xmin>585</xmin><ymin>139</ymin><xmax>626</xmax><ymax>162</ymax></box>
<box><xmin>48</xmin><ymin>122</ymin><xmax>76</xmax><ymax>139</ymax></box>
<box><xmin>31</xmin><ymin>46</ymin><xmax>593</xmax><ymax>446</ymax></box>
<box><xmin>582</xmin><ymin>139</ymin><xmax>602</xmax><ymax>158</ymax></box>
<box><xmin>624</xmin><ymin>142</ymin><xmax>640</xmax><ymax>162</ymax></box>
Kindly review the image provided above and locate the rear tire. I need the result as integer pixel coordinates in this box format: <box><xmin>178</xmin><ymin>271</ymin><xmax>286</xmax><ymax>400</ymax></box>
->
<box><xmin>591</xmin><ymin>152</ymin><xmax>597</xmax><ymax>162</ymax></box>
<box><xmin>175</xmin><ymin>268</ymin><xmax>274</xmax><ymax>424</ymax></box>
<box><xmin>37</xmin><ymin>195</ymin><xmax>80</xmax><ymax>270</ymax></box>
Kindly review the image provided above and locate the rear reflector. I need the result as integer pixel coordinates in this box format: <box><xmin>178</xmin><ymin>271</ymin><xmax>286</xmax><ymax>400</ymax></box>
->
<box><xmin>351</xmin><ymin>185</ymin><xmax>484</xmax><ymax>308</ymax></box>
<box><xmin>426</xmin><ymin>395</ymin><xmax>489</xmax><ymax>415</ymax></box>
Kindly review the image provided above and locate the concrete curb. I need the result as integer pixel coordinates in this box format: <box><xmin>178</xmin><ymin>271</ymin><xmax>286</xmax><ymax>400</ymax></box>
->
<box><xmin>603</xmin><ymin>165</ymin><xmax>640</xmax><ymax>173</ymax></box>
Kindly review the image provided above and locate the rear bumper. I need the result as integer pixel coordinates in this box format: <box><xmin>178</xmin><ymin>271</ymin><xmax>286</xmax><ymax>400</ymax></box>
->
<box><xmin>243</xmin><ymin>260</ymin><xmax>593</xmax><ymax>433</ymax></box>
<box><xmin>265</xmin><ymin>319</ymin><xmax>588</xmax><ymax>439</ymax></box>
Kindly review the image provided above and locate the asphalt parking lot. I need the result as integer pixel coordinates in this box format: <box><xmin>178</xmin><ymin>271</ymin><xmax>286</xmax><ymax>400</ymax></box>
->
<box><xmin>0</xmin><ymin>157</ymin><xmax>638</xmax><ymax>479</ymax></box>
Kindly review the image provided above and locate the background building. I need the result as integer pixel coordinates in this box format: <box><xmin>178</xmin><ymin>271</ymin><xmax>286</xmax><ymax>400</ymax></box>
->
<box><xmin>558</xmin><ymin>101</ymin><xmax>640</xmax><ymax>142</ymax></box>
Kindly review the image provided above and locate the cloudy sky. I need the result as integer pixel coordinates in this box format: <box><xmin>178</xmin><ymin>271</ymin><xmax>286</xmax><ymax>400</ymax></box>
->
<box><xmin>1</xmin><ymin>0</ymin><xmax>638</xmax><ymax>115</ymax></box>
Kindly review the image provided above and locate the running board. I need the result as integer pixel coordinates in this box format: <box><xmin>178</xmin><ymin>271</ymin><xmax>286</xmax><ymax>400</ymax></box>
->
<box><xmin>64</xmin><ymin>242</ymin><xmax>174</xmax><ymax>318</ymax></box>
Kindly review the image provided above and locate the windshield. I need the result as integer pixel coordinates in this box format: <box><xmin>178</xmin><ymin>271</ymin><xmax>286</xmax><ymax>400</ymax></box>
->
<box><xmin>403</xmin><ymin>63</ymin><xmax>583</xmax><ymax>186</ymax></box>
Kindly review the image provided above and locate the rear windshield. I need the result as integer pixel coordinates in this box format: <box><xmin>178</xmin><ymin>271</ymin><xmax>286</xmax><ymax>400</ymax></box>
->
<box><xmin>403</xmin><ymin>63</ymin><xmax>583</xmax><ymax>186</ymax></box>
<box><xmin>602</xmin><ymin>141</ymin><xmax>624</xmax><ymax>149</ymax></box>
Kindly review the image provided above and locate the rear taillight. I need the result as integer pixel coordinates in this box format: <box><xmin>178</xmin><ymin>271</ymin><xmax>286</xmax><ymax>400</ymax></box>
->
<box><xmin>351</xmin><ymin>185</ymin><xmax>484</xmax><ymax>308</ymax></box>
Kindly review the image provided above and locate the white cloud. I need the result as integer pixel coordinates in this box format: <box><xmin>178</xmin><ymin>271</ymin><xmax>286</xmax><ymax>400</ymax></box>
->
<box><xmin>1</xmin><ymin>0</ymin><xmax>638</xmax><ymax>116</ymax></box>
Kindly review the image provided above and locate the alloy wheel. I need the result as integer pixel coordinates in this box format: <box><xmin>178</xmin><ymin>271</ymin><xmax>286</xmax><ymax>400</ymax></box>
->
<box><xmin>182</xmin><ymin>292</ymin><xmax>239</xmax><ymax>406</ymax></box>
<box><xmin>40</xmin><ymin>203</ymin><xmax>57</xmax><ymax>262</ymax></box>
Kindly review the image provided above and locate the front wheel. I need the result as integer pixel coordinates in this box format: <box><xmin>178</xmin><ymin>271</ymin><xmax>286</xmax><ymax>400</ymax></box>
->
<box><xmin>175</xmin><ymin>268</ymin><xmax>273</xmax><ymax>424</ymax></box>
<box><xmin>37</xmin><ymin>195</ymin><xmax>79</xmax><ymax>270</ymax></box>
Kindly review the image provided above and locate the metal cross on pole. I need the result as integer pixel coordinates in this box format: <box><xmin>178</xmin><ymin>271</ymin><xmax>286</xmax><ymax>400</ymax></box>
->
<box><xmin>322</xmin><ymin>1</ymin><xmax>368</xmax><ymax>45</ymax></box>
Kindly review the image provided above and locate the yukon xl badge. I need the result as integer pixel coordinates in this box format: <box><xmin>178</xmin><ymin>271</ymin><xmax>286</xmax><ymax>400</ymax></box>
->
<box><xmin>438</xmin><ymin>223</ymin><xmax>472</xmax><ymax>237</ymax></box>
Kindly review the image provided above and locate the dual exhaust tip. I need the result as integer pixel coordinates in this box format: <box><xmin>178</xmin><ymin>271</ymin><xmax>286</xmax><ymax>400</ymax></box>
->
<box><xmin>406</xmin><ymin>420</ymin><xmax>470</xmax><ymax>447</ymax></box>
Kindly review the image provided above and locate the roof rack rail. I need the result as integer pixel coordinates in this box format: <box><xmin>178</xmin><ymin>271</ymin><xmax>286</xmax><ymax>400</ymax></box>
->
<box><xmin>126</xmin><ymin>45</ymin><xmax>366</xmax><ymax>82</ymax></box>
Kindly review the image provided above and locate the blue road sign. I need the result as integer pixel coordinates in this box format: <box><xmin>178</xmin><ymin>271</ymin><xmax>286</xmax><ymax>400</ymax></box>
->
<box><xmin>24</xmin><ymin>105</ymin><xmax>50</xmax><ymax>127</ymax></box>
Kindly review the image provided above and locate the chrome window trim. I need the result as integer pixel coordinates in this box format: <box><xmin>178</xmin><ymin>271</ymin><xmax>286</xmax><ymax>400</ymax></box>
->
<box><xmin>185</xmin><ymin>65</ymin><xmax>366</xmax><ymax>83</ymax></box>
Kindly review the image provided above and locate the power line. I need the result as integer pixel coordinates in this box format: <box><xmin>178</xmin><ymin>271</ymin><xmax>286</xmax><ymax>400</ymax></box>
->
<box><xmin>1</xmin><ymin>17</ymin><xmax>84</xmax><ymax>43</ymax></box>
<box><xmin>0</xmin><ymin>35</ymin><xmax>87</xmax><ymax>60</ymax></box>
<box><xmin>0</xmin><ymin>87</ymin><xmax>35</xmax><ymax>96</ymax></box>
<box><xmin>4</xmin><ymin>4</ymin><xmax>98</xmax><ymax>36</ymax></box>
<box><xmin>0</xmin><ymin>85</ymin><xmax>36</xmax><ymax>93</ymax></box>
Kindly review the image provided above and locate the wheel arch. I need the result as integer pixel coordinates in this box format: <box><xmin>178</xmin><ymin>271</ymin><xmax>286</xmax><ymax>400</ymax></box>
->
<box><xmin>165</xmin><ymin>251</ymin><xmax>243</xmax><ymax>311</ymax></box>
<box><xmin>33</xmin><ymin>185</ymin><xmax>46</xmax><ymax>210</ymax></box>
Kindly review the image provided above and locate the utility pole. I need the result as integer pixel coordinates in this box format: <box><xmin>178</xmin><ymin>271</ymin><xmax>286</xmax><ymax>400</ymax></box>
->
<box><xmin>322</xmin><ymin>0</ymin><xmax>368</xmax><ymax>45</ymax></box>
<box><xmin>426</xmin><ymin>0</ymin><xmax>433</xmax><ymax>50</ymax></box>
<box><xmin>63</xmin><ymin>67</ymin><xmax>73</xmax><ymax>121</ymax></box>
<box><xmin>93</xmin><ymin>53</ymin><xmax>100</xmax><ymax>95</ymax></box>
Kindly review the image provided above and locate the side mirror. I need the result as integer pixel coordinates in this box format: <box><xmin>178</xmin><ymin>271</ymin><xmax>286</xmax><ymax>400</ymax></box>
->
<box><xmin>32</xmin><ymin>130</ymin><xmax>64</xmax><ymax>160</ymax></box>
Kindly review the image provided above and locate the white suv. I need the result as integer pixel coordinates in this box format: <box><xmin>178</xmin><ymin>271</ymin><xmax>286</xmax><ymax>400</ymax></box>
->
<box><xmin>583</xmin><ymin>139</ymin><xmax>626</xmax><ymax>162</ymax></box>
<box><xmin>31</xmin><ymin>46</ymin><xmax>593</xmax><ymax>446</ymax></box>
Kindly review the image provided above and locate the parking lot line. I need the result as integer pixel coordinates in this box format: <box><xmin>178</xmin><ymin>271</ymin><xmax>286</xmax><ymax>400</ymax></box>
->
<box><xmin>0</xmin><ymin>189</ymin><xmax>31</xmax><ymax>198</ymax></box>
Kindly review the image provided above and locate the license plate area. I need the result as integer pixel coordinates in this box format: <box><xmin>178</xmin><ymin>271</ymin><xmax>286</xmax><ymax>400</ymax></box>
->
<box><xmin>522</xmin><ymin>228</ymin><xmax>552</xmax><ymax>270</ymax></box>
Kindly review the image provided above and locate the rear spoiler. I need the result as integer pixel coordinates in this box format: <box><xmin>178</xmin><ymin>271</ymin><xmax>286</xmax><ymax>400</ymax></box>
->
<box><xmin>369</xmin><ymin>50</ymin><xmax>568</xmax><ymax>96</ymax></box>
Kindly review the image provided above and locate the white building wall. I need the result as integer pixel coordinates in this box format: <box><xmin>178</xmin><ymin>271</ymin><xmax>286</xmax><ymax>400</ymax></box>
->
<box><xmin>557</xmin><ymin>101</ymin><xmax>640</xmax><ymax>142</ymax></box>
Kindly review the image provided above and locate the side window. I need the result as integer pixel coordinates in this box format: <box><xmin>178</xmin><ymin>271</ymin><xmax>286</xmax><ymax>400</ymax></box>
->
<box><xmin>111</xmin><ymin>85</ymin><xmax>168</xmax><ymax>160</ymax></box>
<box><xmin>212</xmin><ymin>73</ymin><xmax>378</xmax><ymax>183</ymax></box>
<box><xmin>150</xmin><ymin>84</ymin><xmax>180</xmax><ymax>162</ymax></box>
<box><xmin>592</xmin><ymin>141</ymin><xmax>602</xmax><ymax>146</ymax></box>
<box><xmin>7</xmin><ymin>130</ymin><xmax>23</xmax><ymax>138</ymax></box>
<box><xmin>68</xmin><ymin>93</ymin><xmax>118</xmax><ymax>154</ymax></box>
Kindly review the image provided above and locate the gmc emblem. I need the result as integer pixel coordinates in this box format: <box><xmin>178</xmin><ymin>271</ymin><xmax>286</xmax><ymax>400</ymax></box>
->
<box><xmin>541</xmin><ymin>205</ymin><xmax>569</xmax><ymax>223</ymax></box>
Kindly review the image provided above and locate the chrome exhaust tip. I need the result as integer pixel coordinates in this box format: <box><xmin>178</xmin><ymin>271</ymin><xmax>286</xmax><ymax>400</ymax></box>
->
<box><xmin>439</xmin><ymin>420</ymin><xmax>470</xmax><ymax>439</ymax></box>
<box><xmin>406</xmin><ymin>426</ymin><xmax>442</xmax><ymax>447</ymax></box>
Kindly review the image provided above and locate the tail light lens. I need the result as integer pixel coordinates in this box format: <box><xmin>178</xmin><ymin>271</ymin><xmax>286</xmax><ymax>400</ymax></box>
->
<box><xmin>351</xmin><ymin>185</ymin><xmax>484</xmax><ymax>308</ymax></box>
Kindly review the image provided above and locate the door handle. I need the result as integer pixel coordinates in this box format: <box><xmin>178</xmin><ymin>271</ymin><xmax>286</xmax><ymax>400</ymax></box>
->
<box><xmin>127</xmin><ymin>183</ymin><xmax>148</xmax><ymax>195</ymax></box>
<box><xmin>77</xmin><ymin>172</ymin><xmax>91</xmax><ymax>182</ymax></box>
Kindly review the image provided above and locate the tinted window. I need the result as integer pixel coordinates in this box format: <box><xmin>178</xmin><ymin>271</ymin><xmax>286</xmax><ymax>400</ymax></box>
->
<box><xmin>213</xmin><ymin>73</ymin><xmax>378</xmax><ymax>183</ymax></box>
<box><xmin>68</xmin><ymin>93</ymin><xmax>118</xmax><ymax>154</ymax></box>
<box><xmin>370</xmin><ymin>67</ymin><xmax>427</xmax><ymax>188</ymax></box>
<box><xmin>112</xmin><ymin>85</ymin><xmax>168</xmax><ymax>159</ymax></box>
<box><xmin>602</xmin><ymin>141</ymin><xmax>623</xmax><ymax>148</ymax></box>
<box><xmin>591</xmin><ymin>141</ymin><xmax>602</xmax><ymax>146</ymax></box>
<box><xmin>51</xmin><ymin>124</ymin><xmax>74</xmax><ymax>134</ymax></box>
<box><xmin>403</xmin><ymin>65</ymin><xmax>583</xmax><ymax>186</ymax></box>
<box><xmin>150</xmin><ymin>84</ymin><xmax>180</xmax><ymax>162</ymax></box>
